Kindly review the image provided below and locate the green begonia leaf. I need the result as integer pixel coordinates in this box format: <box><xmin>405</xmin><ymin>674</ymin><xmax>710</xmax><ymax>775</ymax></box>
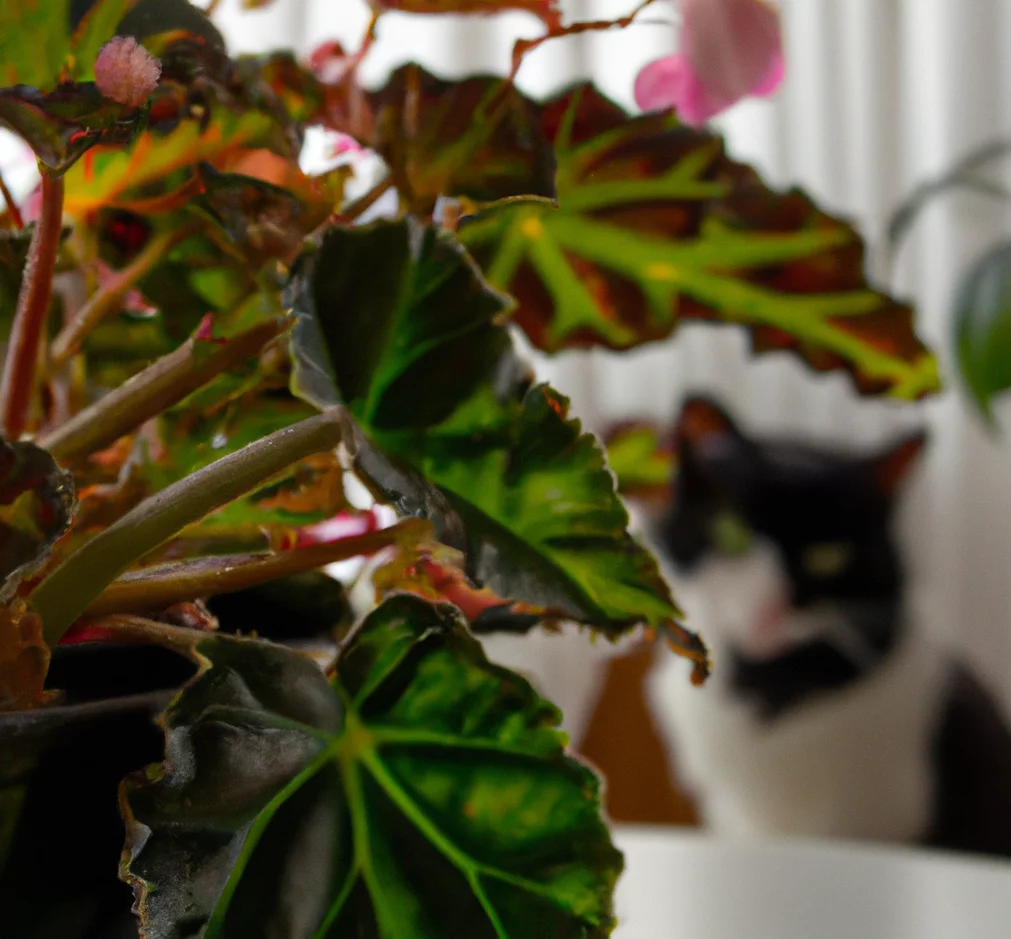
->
<box><xmin>121</xmin><ymin>595</ymin><xmax>622</xmax><ymax>938</ymax></box>
<box><xmin>288</xmin><ymin>219</ymin><xmax>708</xmax><ymax>675</ymax></box>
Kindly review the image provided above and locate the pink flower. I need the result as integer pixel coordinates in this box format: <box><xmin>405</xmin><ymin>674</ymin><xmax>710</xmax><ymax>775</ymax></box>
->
<box><xmin>94</xmin><ymin>37</ymin><xmax>161</xmax><ymax>109</ymax></box>
<box><xmin>635</xmin><ymin>0</ymin><xmax>783</xmax><ymax>126</ymax></box>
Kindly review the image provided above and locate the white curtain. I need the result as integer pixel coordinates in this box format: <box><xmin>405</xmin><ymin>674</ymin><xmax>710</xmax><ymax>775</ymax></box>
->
<box><xmin>217</xmin><ymin>0</ymin><xmax>1011</xmax><ymax>723</ymax></box>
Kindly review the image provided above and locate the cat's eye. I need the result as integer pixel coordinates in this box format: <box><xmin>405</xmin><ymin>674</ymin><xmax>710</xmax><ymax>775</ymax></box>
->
<box><xmin>711</xmin><ymin>511</ymin><xmax>753</xmax><ymax>556</ymax></box>
<box><xmin>801</xmin><ymin>541</ymin><xmax>853</xmax><ymax>577</ymax></box>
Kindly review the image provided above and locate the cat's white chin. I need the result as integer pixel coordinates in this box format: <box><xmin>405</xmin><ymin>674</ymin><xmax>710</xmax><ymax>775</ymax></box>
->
<box><xmin>648</xmin><ymin>624</ymin><xmax>947</xmax><ymax>843</ymax></box>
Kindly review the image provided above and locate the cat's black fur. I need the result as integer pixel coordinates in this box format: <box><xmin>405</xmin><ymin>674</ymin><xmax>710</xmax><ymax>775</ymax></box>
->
<box><xmin>659</xmin><ymin>395</ymin><xmax>1011</xmax><ymax>858</ymax></box>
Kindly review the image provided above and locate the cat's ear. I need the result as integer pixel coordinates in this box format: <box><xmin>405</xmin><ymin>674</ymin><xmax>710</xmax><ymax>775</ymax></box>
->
<box><xmin>676</xmin><ymin>396</ymin><xmax>742</xmax><ymax>458</ymax></box>
<box><xmin>872</xmin><ymin>430</ymin><xmax>928</xmax><ymax>496</ymax></box>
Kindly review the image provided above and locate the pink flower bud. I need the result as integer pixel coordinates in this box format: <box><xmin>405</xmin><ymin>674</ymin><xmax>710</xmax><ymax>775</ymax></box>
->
<box><xmin>635</xmin><ymin>0</ymin><xmax>783</xmax><ymax>126</ymax></box>
<box><xmin>94</xmin><ymin>37</ymin><xmax>161</xmax><ymax>109</ymax></box>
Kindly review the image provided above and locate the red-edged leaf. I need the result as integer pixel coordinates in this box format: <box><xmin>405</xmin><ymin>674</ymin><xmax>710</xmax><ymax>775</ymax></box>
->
<box><xmin>369</xmin><ymin>64</ymin><xmax>556</xmax><ymax>214</ymax></box>
<box><xmin>460</xmin><ymin>84</ymin><xmax>941</xmax><ymax>400</ymax></box>
<box><xmin>0</xmin><ymin>83</ymin><xmax>139</xmax><ymax>174</ymax></box>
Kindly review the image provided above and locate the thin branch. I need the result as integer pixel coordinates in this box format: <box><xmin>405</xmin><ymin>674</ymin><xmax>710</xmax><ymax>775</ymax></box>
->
<box><xmin>86</xmin><ymin>613</ymin><xmax>209</xmax><ymax>655</ymax></box>
<box><xmin>31</xmin><ymin>407</ymin><xmax>351</xmax><ymax>645</ymax></box>
<box><xmin>0</xmin><ymin>168</ymin><xmax>23</xmax><ymax>230</ymax></box>
<box><xmin>509</xmin><ymin>0</ymin><xmax>660</xmax><ymax>83</ymax></box>
<box><xmin>85</xmin><ymin>519</ymin><xmax>427</xmax><ymax>617</ymax></box>
<box><xmin>50</xmin><ymin>227</ymin><xmax>194</xmax><ymax>367</ymax></box>
<box><xmin>338</xmin><ymin>175</ymin><xmax>394</xmax><ymax>225</ymax></box>
<box><xmin>0</xmin><ymin>173</ymin><xmax>64</xmax><ymax>440</ymax></box>
<box><xmin>41</xmin><ymin>316</ymin><xmax>288</xmax><ymax>463</ymax></box>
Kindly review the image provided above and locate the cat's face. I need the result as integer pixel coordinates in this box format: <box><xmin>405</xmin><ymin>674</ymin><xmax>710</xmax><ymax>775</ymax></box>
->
<box><xmin>659</xmin><ymin>397</ymin><xmax>926</xmax><ymax>718</ymax></box>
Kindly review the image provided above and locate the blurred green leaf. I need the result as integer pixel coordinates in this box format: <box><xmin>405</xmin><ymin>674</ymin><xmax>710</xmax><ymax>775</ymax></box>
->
<box><xmin>0</xmin><ymin>1</ymin><xmax>71</xmax><ymax>89</ymax></box>
<box><xmin>604</xmin><ymin>421</ymin><xmax>674</xmax><ymax>501</ymax></box>
<box><xmin>122</xmin><ymin>595</ymin><xmax>622</xmax><ymax>938</ymax></box>
<box><xmin>461</xmin><ymin>84</ymin><xmax>940</xmax><ymax>400</ymax></box>
<box><xmin>69</xmin><ymin>0</ymin><xmax>137</xmax><ymax>82</ymax></box>
<box><xmin>953</xmin><ymin>239</ymin><xmax>1011</xmax><ymax>423</ymax></box>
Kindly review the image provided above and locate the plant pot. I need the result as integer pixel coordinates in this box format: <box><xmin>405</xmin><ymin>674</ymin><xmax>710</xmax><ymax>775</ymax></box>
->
<box><xmin>0</xmin><ymin>642</ymin><xmax>195</xmax><ymax>939</ymax></box>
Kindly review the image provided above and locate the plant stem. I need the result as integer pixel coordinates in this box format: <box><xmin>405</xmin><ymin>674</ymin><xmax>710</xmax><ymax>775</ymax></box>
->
<box><xmin>84</xmin><ymin>519</ymin><xmax>426</xmax><ymax>617</ymax></box>
<box><xmin>0</xmin><ymin>173</ymin><xmax>64</xmax><ymax>440</ymax></box>
<box><xmin>339</xmin><ymin>176</ymin><xmax>393</xmax><ymax>225</ymax></box>
<box><xmin>85</xmin><ymin>613</ymin><xmax>208</xmax><ymax>655</ymax></box>
<box><xmin>31</xmin><ymin>407</ymin><xmax>350</xmax><ymax>645</ymax></box>
<box><xmin>0</xmin><ymin>168</ymin><xmax>23</xmax><ymax>230</ymax></box>
<box><xmin>40</xmin><ymin>317</ymin><xmax>288</xmax><ymax>463</ymax></box>
<box><xmin>50</xmin><ymin>227</ymin><xmax>192</xmax><ymax>367</ymax></box>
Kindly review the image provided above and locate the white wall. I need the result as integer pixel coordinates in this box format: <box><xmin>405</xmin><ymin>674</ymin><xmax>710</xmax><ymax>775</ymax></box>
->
<box><xmin>215</xmin><ymin>0</ymin><xmax>1011</xmax><ymax>719</ymax></box>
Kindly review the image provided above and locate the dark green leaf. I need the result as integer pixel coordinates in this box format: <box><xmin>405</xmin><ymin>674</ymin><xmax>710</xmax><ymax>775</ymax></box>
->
<box><xmin>369</xmin><ymin>65</ymin><xmax>556</xmax><ymax>215</ymax></box>
<box><xmin>289</xmin><ymin>219</ymin><xmax>707</xmax><ymax>674</ymax></box>
<box><xmin>116</xmin><ymin>0</ymin><xmax>224</xmax><ymax>46</ymax></box>
<box><xmin>207</xmin><ymin>571</ymin><xmax>350</xmax><ymax>640</ymax></box>
<box><xmin>953</xmin><ymin>239</ymin><xmax>1011</xmax><ymax>422</ymax></box>
<box><xmin>0</xmin><ymin>643</ymin><xmax>190</xmax><ymax>936</ymax></box>
<box><xmin>460</xmin><ymin>84</ymin><xmax>940</xmax><ymax>400</ymax></box>
<box><xmin>0</xmin><ymin>437</ymin><xmax>76</xmax><ymax>602</ymax></box>
<box><xmin>121</xmin><ymin>595</ymin><xmax>622</xmax><ymax>939</ymax></box>
<box><xmin>0</xmin><ymin>83</ymin><xmax>138</xmax><ymax>174</ymax></box>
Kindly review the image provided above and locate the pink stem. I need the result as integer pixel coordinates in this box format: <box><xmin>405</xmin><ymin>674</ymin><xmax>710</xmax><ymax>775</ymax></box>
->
<box><xmin>1</xmin><ymin>173</ymin><xmax>64</xmax><ymax>440</ymax></box>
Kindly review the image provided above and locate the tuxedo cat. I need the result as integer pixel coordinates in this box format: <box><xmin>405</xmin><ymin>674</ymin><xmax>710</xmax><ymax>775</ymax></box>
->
<box><xmin>644</xmin><ymin>396</ymin><xmax>1011</xmax><ymax>857</ymax></box>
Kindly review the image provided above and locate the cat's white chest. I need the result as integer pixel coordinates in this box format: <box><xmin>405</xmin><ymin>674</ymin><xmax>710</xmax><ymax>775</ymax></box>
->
<box><xmin>649</xmin><ymin>631</ymin><xmax>947</xmax><ymax>841</ymax></box>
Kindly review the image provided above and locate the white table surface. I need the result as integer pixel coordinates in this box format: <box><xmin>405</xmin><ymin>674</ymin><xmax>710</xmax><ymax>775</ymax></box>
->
<box><xmin>612</xmin><ymin>826</ymin><xmax>1011</xmax><ymax>939</ymax></box>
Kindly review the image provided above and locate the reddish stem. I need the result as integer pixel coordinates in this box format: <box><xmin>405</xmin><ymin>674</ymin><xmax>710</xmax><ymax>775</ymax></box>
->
<box><xmin>0</xmin><ymin>169</ymin><xmax>23</xmax><ymax>230</ymax></box>
<box><xmin>0</xmin><ymin>173</ymin><xmax>64</xmax><ymax>440</ymax></box>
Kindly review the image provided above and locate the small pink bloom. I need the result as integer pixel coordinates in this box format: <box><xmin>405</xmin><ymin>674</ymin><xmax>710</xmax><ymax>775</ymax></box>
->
<box><xmin>329</xmin><ymin>133</ymin><xmax>364</xmax><ymax>158</ymax></box>
<box><xmin>635</xmin><ymin>0</ymin><xmax>783</xmax><ymax>126</ymax></box>
<box><xmin>94</xmin><ymin>37</ymin><xmax>161</xmax><ymax>109</ymax></box>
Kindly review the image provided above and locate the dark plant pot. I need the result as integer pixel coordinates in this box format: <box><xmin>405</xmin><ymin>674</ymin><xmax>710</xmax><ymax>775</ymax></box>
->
<box><xmin>0</xmin><ymin>642</ymin><xmax>195</xmax><ymax>939</ymax></box>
